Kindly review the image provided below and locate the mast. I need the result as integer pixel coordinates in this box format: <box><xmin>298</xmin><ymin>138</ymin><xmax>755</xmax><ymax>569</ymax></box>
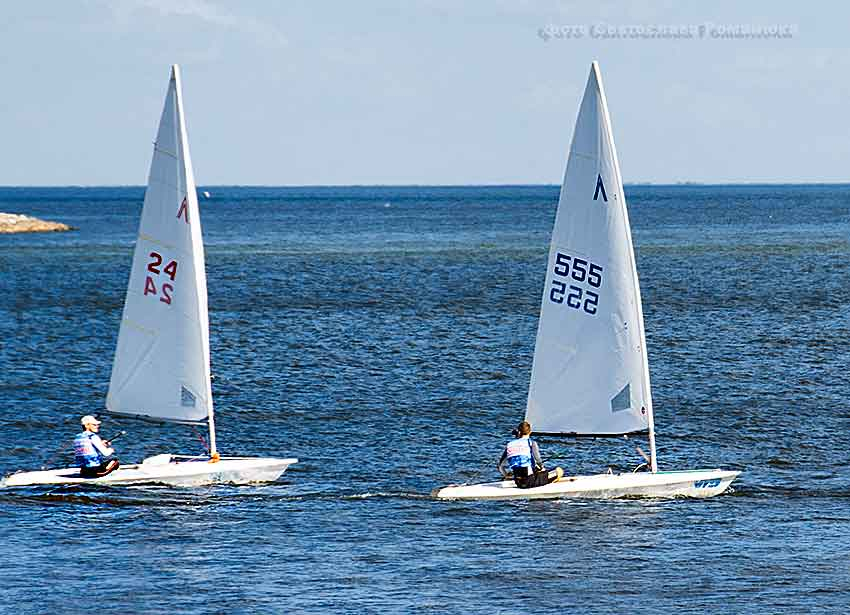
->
<box><xmin>106</xmin><ymin>65</ymin><xmax>218</xmax><ymax>453</ymax></box>
<box><xmin>591</xmin><ymin>61</ymin><xmax>658</xmax><ymax>472</ymax></box>
<box><xmin>172</xmin><ymin>64</ymin><xmax>218</xmax><ymax>458</ymax></box>
<box><xmin>207</xmin><ymin>401</ymin><xmax>218</xmax><ymax>456</ymax></box>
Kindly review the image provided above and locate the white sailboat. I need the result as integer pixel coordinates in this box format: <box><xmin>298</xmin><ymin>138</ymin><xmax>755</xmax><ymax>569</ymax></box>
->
<box><xmin>5</xmin><ymin>66</ymin><xmax>297</xmax><ymax>487</ymax></box>
<box><xmin>435</xmin><ymin>62</ymin><xmax>739</xmax><ymax>500</ymax></box>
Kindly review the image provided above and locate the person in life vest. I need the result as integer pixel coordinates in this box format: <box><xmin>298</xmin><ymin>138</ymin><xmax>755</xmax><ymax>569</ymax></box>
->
<box><xmin>497</xmin><ymin>421</ymin><xmax>563</xmax><ymax>488</ymax></box>
<box><xmin>73</xmin><ymin>415</ymin><xmax>120</xmax><ymax>478</ymax></box>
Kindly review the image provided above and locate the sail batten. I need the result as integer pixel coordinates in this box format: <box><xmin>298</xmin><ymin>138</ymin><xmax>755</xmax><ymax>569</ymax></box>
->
<box><xmin>106</xmin><ymin>65</ymin><xmax>213</xmax><ymax>429</ymax></box>
<box><xmin>525</xmin><ymin>61</ymin><xmax>654</xmax><ymax>442</ymax></box>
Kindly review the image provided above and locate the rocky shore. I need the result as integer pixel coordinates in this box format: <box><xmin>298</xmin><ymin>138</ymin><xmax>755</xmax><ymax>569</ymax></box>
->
<box><xmin>0</xmin><ymin>212</ymin><xmax>71</xmax><ymax>234</ymax></box>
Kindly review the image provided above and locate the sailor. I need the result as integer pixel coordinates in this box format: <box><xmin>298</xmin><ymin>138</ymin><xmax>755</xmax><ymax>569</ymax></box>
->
<box><xmin>497</xmin><ymin>421</ymin><xmax>563</xmax><ymax>488</ymax></box>
<box><xmin>73</xmin><ymin>415</ymin><xmax>120</xmax><ymax>478</ymax></box>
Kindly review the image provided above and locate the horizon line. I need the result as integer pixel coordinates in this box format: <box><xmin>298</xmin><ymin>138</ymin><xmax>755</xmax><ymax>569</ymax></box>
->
<box><xmin>1</xmin><ymin>181</ymin><xmax>849</xmax><ymax>189</ymax></box>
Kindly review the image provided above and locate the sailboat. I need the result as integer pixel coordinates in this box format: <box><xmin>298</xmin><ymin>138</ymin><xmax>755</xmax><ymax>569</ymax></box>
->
<box><xmin>4</xmin><ymin>66</ymin><xmax>297</xmax><ymax>487</ymax></box>
<box><xmin>435</xmin><ymin>62</ymin><xmax>739</xmax><ymax>500</ymax></box>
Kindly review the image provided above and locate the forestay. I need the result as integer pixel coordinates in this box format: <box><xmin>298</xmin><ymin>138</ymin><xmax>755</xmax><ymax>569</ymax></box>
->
<box><xmin>107</xmin><ymin>65</ymin><xmax>212</xmax><ymax>426</ymax></box>
<box><xmin>525</xmin><ymin>61</ymin><xmax>653</xmax><ymax>437</ymax></box>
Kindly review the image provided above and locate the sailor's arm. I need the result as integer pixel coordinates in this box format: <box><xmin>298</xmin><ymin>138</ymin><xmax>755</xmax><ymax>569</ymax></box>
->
<box><xmin>497</xmin><ymin>449</ymin><xmax>509</xmax><ymax>477</ymax></box>
<box><xmin>531</xmin><ymin>441</ymin><xmax>543</xmax><ymax>470</ymax></box>
<box><xmin>90</xmin><ymin>434</ymin><xmax>114</xmax><ymax>457</ymax></box>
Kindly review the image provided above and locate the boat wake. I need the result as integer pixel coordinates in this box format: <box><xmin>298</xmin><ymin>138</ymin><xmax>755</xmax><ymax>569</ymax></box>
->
<box><xmin>729</xmin><ymin>483</ymin><xmax>850</xmax><ymax>499</ymax></box>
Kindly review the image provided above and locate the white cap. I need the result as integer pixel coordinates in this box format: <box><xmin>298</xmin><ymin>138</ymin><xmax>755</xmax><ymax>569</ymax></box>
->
<box><xmin>81</xmin><ymin>415</ymin><xmax>101</xmax><ymax>426</ymax></box>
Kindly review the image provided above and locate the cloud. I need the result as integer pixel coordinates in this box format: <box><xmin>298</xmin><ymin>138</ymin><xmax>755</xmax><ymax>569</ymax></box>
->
<box><xmin>103</xmin><ymin>0</ymin><xmax>287</xmax><ymax>47</ymax></box>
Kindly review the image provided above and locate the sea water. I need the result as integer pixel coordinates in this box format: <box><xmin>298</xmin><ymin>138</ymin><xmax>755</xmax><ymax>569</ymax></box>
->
<box><xmin>0</xmin><ymin>185</ymin><xmax>848</xmax><ymax>613</ymax></box>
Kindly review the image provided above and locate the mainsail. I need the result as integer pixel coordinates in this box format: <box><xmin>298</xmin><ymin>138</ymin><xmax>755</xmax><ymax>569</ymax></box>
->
<box><xmin>107</xmin><ymin>65</ymin><xmax>214</xmax><ymax>433</ymax></box>
<box><xmin>525</xmin><ymin>62</ymin><xmax>654</xmax><ymax>442</ymax></box>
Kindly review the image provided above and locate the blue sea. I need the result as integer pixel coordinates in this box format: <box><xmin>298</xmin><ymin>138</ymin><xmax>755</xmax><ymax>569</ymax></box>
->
<box><xmin>1</xmin><ymin>184</ymin><xmax>849</xmax><ymax>613</ymax></box>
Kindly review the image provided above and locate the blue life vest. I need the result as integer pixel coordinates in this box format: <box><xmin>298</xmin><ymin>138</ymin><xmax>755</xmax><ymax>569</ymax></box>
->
<box><xmin>505</xmin><ymin>437</ymin><xmax>534</xmax><ymax>471</ymax></box>
<box><xmin>74</xmin><ymin>432</ymin><xmax>103</xmax><ymax>468</ymax></box>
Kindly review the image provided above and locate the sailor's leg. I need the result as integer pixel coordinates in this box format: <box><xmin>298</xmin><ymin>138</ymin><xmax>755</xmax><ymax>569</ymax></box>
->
<box><xmin>521</xmin><ymin>468</ymin><xmax>556</xmax><ymax>488</ymax></box>
<box><xmin>95</xmin><ymin>458</ymin><xmax>120</xmax><ymax>477</ymax></box>
<box><xmin>79</xmin><ymin>466</ymin><xmax>99</xmax><ymax>478</ymax></box>
<box><xmin>512</xmin><ymin>467</ymin><xmax>531</xmax><ymax>489</ymax></box>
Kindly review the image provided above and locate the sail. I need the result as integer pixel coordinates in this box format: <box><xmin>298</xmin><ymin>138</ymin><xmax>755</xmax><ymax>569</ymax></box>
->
<box><xmin>106</xmin><ymin>65</ymin><xmax>213</xmax><ymax>424</ymax></box>
<box><xmin>525</xmin><ymin>62</ymin><xmax>653</xmax><ymax>436</ymax></box>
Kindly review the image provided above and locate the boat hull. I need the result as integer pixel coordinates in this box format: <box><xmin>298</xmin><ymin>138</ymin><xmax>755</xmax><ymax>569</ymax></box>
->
<box><xmin>433</xmin><ymin>469</ymin><xmax>740</xmax><ymax>500</ymax></box>
<box><xmin>3</xmin><ymin>455</ymin><xmax>298</xmax><ymax>488</ymax></box>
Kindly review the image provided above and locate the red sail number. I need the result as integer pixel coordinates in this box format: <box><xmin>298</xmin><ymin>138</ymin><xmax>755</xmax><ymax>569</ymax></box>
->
<box><xmin>144</xmin><ymin>252</ymin><xmax>178</xmax><ymax>304</ymax></box>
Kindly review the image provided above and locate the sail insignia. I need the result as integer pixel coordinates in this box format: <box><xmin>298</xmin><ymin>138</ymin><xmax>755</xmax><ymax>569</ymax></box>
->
<box><xmin>610</xmin><ymin>383</ymin><xmax>631</xmax><ymax>413</ymax></box>
<box><xmin>176</xmin><ymin>196</ymin><xmax>189</xmax><ymax>223</ymax></box>
<box><xmin>181</xmin><ymin>385</ymin><xmax>196</xmax><ymax>408</ymax></box>
<box><xmin>593</xmin><ymin>174</ymin><xmax>608</xmax><ymax>202</ymax></box>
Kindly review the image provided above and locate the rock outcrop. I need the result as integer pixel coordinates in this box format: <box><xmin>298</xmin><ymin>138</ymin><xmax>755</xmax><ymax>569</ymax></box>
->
<box><xmin>0</xmin><ymin>213</ymin><xmax>71</xmax><ymax>234</ymax></box>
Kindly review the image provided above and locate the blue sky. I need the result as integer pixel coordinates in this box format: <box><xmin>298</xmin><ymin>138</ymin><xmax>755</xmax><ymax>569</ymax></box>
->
<box><xmin>0</xmin><ymin>1</ymin><xmax>846</xmax><ymax>185</ymax></box>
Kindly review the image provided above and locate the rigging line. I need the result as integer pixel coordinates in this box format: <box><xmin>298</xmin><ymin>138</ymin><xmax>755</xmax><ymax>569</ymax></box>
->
<box><xmin>620</xmin><ymin>434</ymin><xmax>650</xmax><ymax>464</ymax></box>
<box><xmin>191</xmin><ymin>424</ymin><xmax>210</xmax><ymax>454</ymax></box>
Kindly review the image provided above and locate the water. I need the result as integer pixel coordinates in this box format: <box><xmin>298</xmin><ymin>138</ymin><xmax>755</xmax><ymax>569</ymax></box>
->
<box><xmin>1</xmin><ymin>185</ymin><xmax>849</xmax><ymax>613</ymax></box>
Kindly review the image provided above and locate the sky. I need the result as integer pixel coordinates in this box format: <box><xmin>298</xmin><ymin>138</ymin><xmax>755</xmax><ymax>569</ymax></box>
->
<box><xmin>0</xmin><ymin>1</ymin><xmax>847</xmax><ymax>185</ymax></box>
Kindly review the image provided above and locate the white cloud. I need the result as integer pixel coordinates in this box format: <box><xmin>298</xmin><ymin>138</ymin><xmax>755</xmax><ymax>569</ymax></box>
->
<box><xmin>102</xmin><ymin>0</ymin><xmax>287</xmax><ymax>47</ymax></box>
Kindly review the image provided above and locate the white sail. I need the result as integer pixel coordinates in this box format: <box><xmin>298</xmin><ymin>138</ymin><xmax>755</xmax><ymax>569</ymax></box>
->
<box><xmin>107</xmin><ymin>65</ymin><xmax>213</xmax><ymax>426</ymax></box>
<box><xmin>525</xmin><ymin>61</ymin><xmax>653</xmax><ymax>437</ymax></box>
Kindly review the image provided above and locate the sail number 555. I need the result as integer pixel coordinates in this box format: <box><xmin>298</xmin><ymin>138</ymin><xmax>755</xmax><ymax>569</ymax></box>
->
<box><xmin>549</xmin><ymin>252</ymin><xmax>603</xmax><ymax>315</ymax></box>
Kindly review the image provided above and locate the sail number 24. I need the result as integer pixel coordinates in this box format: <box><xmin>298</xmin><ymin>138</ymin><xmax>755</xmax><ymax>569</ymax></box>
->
<box><xmin>143</xmin><ymin>252</ymin><xmax>178</xmax><ymax>305</ymax></box>
<box><xmin>550</xmin><ymin>252</ymin><xmax>602</xmax><ymax>315</ymax></box>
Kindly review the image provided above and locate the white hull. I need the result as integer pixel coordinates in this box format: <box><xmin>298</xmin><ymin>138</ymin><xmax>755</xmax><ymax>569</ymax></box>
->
<box><xmin>3</xmin><ymin>455</ymin><xmax>298</xmax><ymax>488</ymax></box>
<box><xmin>434</xmin><ymin>469</ymin><xmax>740</xmax><ymax>501</ymax></box>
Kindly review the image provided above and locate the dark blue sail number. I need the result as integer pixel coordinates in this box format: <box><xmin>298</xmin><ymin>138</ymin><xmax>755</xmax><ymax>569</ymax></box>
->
<box><xmin>549</xmin><ymin>252</ymin><xmax>603</xmax><ymax>315</ymax></box>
